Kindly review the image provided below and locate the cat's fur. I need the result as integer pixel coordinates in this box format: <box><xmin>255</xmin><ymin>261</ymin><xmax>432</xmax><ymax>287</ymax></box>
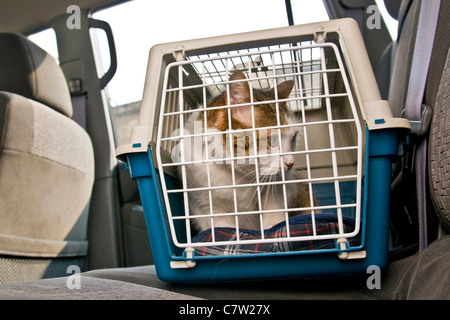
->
<box><xmin>179</xmin><ymin>71</ymin><xmax>311</xmax><ymax>232</ymax></box>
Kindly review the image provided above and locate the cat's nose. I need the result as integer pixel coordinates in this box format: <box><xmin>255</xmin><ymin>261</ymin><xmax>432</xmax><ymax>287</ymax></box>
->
<box><xmin>284</xmin><ymin>155</ymin><xmax>294</xmax><ymax>170</ymax></box>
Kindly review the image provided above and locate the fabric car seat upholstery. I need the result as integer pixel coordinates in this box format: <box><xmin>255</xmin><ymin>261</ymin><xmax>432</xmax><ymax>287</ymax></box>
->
<box><xmin>0</xmin><ymin>33</ymin><xmax>95</xmax><ymax>283</ymax></box>
<box><xmin>421</xmin><ymin>1</ymin><xmax>450</xmax><ymax>235</ymax></box>
<box><xmin>388</xmin><ymin>0</ymin><xmax>450</xmax><ymax>243</ymax></box>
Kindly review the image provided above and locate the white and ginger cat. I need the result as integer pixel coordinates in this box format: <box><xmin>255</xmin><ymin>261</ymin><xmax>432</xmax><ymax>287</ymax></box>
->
<box><xmin>178</xmin><ymin>71</ymin><xmax>311</xmax><ymax>232</ymax></box>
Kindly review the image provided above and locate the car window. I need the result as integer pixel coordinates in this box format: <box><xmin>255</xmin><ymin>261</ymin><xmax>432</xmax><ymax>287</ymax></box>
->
<box><xmin>91</xmin><ymin>0</ymin><xmax>329</xmax><ymax>147</ymax></box>
<box><xmin>375</xmin><ymin>0</ymin><xmax>398</xmax><ymax>40</ymax></box>
<box><xmin>28</xmin><ymin>28</ymin><xmax>59</xmax><ymax>63</ymax></box>
<box><xmin>25</xmin><ymin>1</ymin><xmax>396</xmax><ymax>149</ymax></box>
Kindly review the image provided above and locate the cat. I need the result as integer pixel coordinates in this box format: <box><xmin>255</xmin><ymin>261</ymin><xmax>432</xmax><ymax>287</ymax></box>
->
<box><xmin>177</xmin><ymin>70</ymin><xmax>312</xmax><ymax>233</ymax></box>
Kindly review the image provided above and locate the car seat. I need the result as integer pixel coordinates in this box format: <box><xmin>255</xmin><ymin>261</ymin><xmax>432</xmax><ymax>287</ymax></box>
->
<box><xmin>389</xmin><ymin>0</ymin><xmax>450</xmax><ymax>253</ymax></box>
<box><xmin>0</xmin><ymin>33</ymin><xmax>95</xmax><ymax>283</ymax></box>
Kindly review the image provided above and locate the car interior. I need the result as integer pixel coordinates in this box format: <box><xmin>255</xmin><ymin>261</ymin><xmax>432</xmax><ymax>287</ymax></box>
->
<box><xmin>0</xmin><ymin>0</ymin><xmax>448</xmax><ymax>300</ymax></box>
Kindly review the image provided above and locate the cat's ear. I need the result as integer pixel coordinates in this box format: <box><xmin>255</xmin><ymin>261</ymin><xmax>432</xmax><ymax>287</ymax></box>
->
<box><xmin>272</xmin><ymin>80</ymin><xmax>295</xmax><ymax>99</ymax></box>
<box><xmin>228</xmin><ymin>71</ymin><xmax>250</xmax><ymax>105</ymax></box>
<box><xmin>228</xmin><ymin>71</ymin><xmax>253</xmax><ymax>127</ymax></box>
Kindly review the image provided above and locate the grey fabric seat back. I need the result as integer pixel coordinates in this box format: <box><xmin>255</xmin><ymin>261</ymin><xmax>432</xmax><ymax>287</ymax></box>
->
<box><xmin>0</xmin><ymin>33</ymin><xmax>95</xmax><ymax>283</ymax></box>
<box><xmin>428</xmin><ymin>40</ymin><xmax>450</xmax><ymax>232</ymax></box>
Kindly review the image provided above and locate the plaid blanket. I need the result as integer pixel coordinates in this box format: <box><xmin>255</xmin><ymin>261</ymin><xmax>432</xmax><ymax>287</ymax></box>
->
<box><xmin>192</xmin><ymin>213</ymin><xmax>361</xmax><ymax>256</ymax></box>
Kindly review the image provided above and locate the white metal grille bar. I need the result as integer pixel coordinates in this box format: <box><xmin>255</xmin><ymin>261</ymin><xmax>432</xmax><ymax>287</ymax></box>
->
<box><xmin>170</xmin><ymin>203</ymin><xmax>358</xmax><ymax>219</ymax></box>
<box><xmin>295</xmin><ymin>47</ymin><xmax>318</xmax><ymax>236</ymax></box>
<box><xmin>165</xmin><ymin>68</ymin><xmax>341</xmax><ymax>94</ymax></box>
<box><xmin>320</xmin><ymin>46</ymin><xmax>345</xmax><ymax>236</ymax></box>
<box><xmin>161</xmin><ymin>118</ymin><xmax>357</xmax><ymax>142</ymax></box>
<box><xmin>165</xmin><ymin>175</ymin><xmax>359</xmax><ymax>194</ymax></box>
<box><xmin>161</xmin><ymin>93</ymin><xmax>348</xmax><ymax>117</ymax></box>
<box><xmin>163</xmin><ymin>145</ymin><xmax>359</xmax><ymax>168</ymax></box>
<box><xmin>201</xmin><ymin>63</ymin><xmax>216</xmax><ymax>243</ymax></box>
<box><xmin>177</xmin><ymin>64</ymin><xmax>193</xmax><ymax>244</ymax></box>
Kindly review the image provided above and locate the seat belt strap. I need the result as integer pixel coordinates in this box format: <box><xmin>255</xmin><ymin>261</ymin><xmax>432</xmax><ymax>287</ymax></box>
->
<box><xmin>405</xmin><ymin>0</ymin><xmax>441</xmax><ymax>121</ymax></box>
<box><xmin>404</xmin><ymin>0</ymin><xmax>441</xmax><ymax>251</ymax></box>
<box><xmin>68</xmin><ymin>78</ymin><xmax>88</xmax><ymax>130</ymax></box>
<box><xmin>72</xmin><ymin>94</ymin><xmax>88</xmax><ymax>130</ymax></box>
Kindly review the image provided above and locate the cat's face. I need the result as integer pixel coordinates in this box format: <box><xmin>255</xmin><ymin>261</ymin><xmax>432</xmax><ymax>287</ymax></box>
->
<box><xmin>206</xmin><ymin>71</ymin><xmax>298</xmax><ymax>176</ymax></box>
<box><xmin>261</xmin><ymin>127</ymin><xmax>298</xmax><ymax>175</ymax></box>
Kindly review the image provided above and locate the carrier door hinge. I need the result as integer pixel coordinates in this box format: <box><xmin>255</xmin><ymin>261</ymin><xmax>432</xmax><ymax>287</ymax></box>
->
<box><xmin>336</xmin><ymin>238</ymin><xmax>366</xmax><ymax>260</ymax></box>
<box><xmin>170</xmin><ymin>247</ymin><xmax>197</xmax><ymax>269</ymax></box>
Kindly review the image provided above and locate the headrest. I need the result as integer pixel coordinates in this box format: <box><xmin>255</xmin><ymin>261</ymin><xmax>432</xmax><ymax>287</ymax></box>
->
<box><xmin>0</xmin><ymin>32</ymin><xmax>72</xmax><ymax>117</ymax></box>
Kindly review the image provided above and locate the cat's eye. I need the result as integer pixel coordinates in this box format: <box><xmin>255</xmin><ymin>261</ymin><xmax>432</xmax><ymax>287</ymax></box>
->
<box><xmin>291</xmin><ymin>132</ymin><xmax>298</xmax><ymax>150</ymax></box>
<box><xmin>268</xmin><ymin>134</ymin><xmax>278</xmax><ymax>147</ymax></box>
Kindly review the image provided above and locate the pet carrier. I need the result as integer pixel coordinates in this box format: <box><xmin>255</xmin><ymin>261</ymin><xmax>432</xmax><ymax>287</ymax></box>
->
<box><xmin>116</xmin><ymin>18</ymin><xmax>410</xmax><ymax>283</ymax></box>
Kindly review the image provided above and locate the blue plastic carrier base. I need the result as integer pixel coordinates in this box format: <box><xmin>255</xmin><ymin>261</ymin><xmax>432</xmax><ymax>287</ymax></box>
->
<box><xmin>124</xmin><ymin>128</ymin><xmax>402</xmax><ymax>283</ymax></box>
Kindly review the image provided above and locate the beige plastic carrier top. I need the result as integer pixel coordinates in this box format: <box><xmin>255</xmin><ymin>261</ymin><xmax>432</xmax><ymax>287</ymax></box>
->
<box><xmin>116</xmin><ymin>18</ymin><xmax>410</xmax><ymax>162</ymax></box>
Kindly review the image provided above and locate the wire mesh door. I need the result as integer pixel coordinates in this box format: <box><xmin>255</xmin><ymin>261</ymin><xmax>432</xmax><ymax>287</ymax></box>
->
<box><xmin>156</xmin><ymin>41</ymin><xmax>364</xmax><ymax>257</ymax></box>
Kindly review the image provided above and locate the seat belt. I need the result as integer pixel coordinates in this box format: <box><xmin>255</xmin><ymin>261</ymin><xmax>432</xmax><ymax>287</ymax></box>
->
<box><xmin>68</xmin><ymin>78</ymin><xmax>88</xmax><ymax>130</ymax></box>
<box><xmin>404</xmin><ymin>0</ymin><xmax>441</xmax><ymax>251</ymax></box>
<box><xmin>71</xmin><ymin>94</ymin><xmax>88</xmax><ymax>130</ymax></box>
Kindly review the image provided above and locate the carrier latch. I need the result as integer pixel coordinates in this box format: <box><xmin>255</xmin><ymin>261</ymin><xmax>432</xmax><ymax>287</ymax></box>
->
<box><xmin>173</xmin><ymin>45</ymin><xmax>186</xmax><ymax>62</ymax></box>
<box><xmin>170</xmin><ymin>247</ymin><xmax>197</xmax><ymax>269</ymax></box>
<box><xmin>336</xmin><ymin>238</ymin><xmax>366</xmax><ymax>260</ymax></box>
<box><xmin>314</xmin><ymin>26</ymin><xmax>327</xmax><ymax>43</ymax></box>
